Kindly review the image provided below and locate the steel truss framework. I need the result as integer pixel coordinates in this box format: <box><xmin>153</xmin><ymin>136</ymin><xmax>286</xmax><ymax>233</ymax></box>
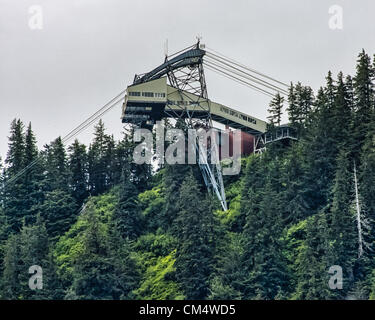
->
<box><xmin>132</xmin><ymin>42</ymin><xmax>227</xmax><ymax>211</ymax></box>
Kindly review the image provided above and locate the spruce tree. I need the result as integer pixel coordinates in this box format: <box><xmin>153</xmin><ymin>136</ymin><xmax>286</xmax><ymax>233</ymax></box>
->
<box><xmin>300</xmin><ymin>85</ymin><xmax>314</xmax><ymax>125</ymax></box>
<box><xmin>241</xmin><ymin>179</ymin><xmax>289</xmax><ymax>299</ymax></box>
<box><xmin>287</xmin><ymin>83</ymin><xmax>299</xmax><ymax>127</ymax></box>
<box><xmin>23</xmin><ymin>123</ymin><xmax>44</xmax><ymax>224</ymax></box>
<box><xmin>174</xmin><ymin>171</ymin><xmax>216</xmax><ymax>299</ymax></box>
<box><xmin>5</xmin><ymin>119</ymin><xmax>25</xmax><ymax>176</ymax></box>
<box><xmin>282</xmin><ymin>144</ymin><xmax>310</xmax><ymax>224</ymax></box>
<box><xmin>88</xmin><ymin>120</ymin><xmax>110</xmax><ymax>195</ymax></box>
<box><xmin>18</xmin><ymin>215</ymin><xmax>54</xmax><ymax>299</ymax></box>
<box><xmin>162</xmin><ymin>163</ymin><xmax>192</xmax><ymax>232</ymax></box>
<box><xmin>359</xmin><ymin>118</ymin><xmax>375</xmax><ymax>254</ymax></box>
<box><xmin>68</xmin><ymin>205</ymin><xmax>131</xmax><ymax>299</ymax></box>
<box><xmin>1</xmin><ymin>234</ymin><xmax>22</xmax><ymax>299</ymax></box>
<box><xmin>68</xmin><ymin>139</ymin><xmax>88</xmax><ymax>206</ymax></box>
<box><xmin>116</xmin><ymin>125</ymin><xmax>150</xmax><ymax>191</ymax></box>
<box><xmin>103</xmin><ymin>134</ymin><xmax>117</xmax><ymax>188</ymax></box>
<box><xmin>267</xmin><ymin>93</ymin><xmax>284</xmax><ymax>127</ymax></box>
<box><xmin>37</xmin><ymin>190</ymin><xmax>77</xmax><ymax>240</ymax></box>
<box><xmin>327</xmin><ymin>150</ymin><xmax>357</xmax><ymax>297</ymax></box>
<box><xmin>113</xmin><ymin>167</ymin><xmax>143</xmax><ymax>240</ymax></box>
<box><xmin>302</xmin><ymin>87</ymin><xmax>336</xmax><ymax>211</ymax></box>
<box><xmin>208</xmin><ymin>234</ymin><xmax>244</xmax><ymax>300</ymax></box>
<box><xmin>333</xmin><ymin>72</ymin><xmax>354</xmax><ymax>151</ymax></box>
<box><xmin>44</xmin><ymin>137</ymin><xmax>70</xmax><ymax>192</ymax></box>
<box><xmin>353</xmin><ymin>50</ymin><xmax>374</xmax><ymax>156</ymax></box>
<box><xmin>293</xmin><ymin>213</ymin><xmax>332</xmax><ymax>300</ymax></box>
<box><xmin>287</xmin><ymin>82</ymin><xmax>314</xmax><ymax>133</ymax></box>
<box><xmin>3</xmin><ymin>119</ymin><xmax>27</xmax><ymax>232</ymax></box>
<box><xmin>107</xmin><ymin>223</ymin><xmax>140</xmax><ymax>299</ymax></box>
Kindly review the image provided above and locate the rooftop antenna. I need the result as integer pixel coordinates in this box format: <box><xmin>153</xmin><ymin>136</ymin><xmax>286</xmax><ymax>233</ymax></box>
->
<box><xmin>196</xmin><ymin>34</ymin><xmax>205</xmax><ymax>49</ymax></box>
<box><xmin>164</xmin><ymin>39</ymin><xmax>169</xmax><ymax>59</ymax></box>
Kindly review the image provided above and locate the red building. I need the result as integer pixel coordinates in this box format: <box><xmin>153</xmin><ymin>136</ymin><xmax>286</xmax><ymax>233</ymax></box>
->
<box><xmin>219</xmin><ymin>126</ymin><xmax>255</xmax><ymax>159</ymax></box>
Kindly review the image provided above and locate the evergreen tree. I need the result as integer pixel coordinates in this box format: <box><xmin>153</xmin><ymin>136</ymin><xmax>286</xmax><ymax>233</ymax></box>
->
<box><xmin>241</xmin><ymin>178</ymin><xmax>289</xmax><ymax>299</ymax></box>
<box><xmin>162</xmin><ymin>163</ymin><xmax>192</xmax><ymax>232</ymax></box>
<box><xmin>287</xmin><ymin>82</ymin><xmax>314</xmax><ymax>133</ymax></box>
<box><xmin>68</xmin><ymin>205</ymin><xmax>114</xmax><ymax>299</ymax></box>
<box><xmin>325</xmin><ymin>71</ymin><xmax>336</xmax><ymax>110</ymax></box>
<box><xmin>113</xmin><ymin>167</ymin><xmax>143</xmax><ymax>240</ymax></box>
<box><xmin>67</xmin><ymin>204</ymin><xmax>137</xmax><ymax>299</ymax></box>
<box><xmin>5</xmin><ymin>119</ymin><xmax>25</xmax><ymax>176</ymax></box>
<box><xmin>23</xmin><ymin>123</ymin><xmax>44</xmax><ymax>224</ymax></box>
<box><xmin>353</xmin><ymin>50</ymin><xmax>374</xmax><ymax>156</ymax></box>
<box><xmin>1</xmin><ymin>234</ymin><xmax>22</xmax><ymax>299</ymax></box>
<box><xmin>360</xmin><ymin>130</ymin><xmax>375</xmax><ymax>221</ymax></box>
<box><xmin>300</xmin><ymin>85</ymin><xmax>314</xmax><ymax>125</ymax></box>
<box><xmin>117</xmin><ymin>125</ymin><xmax>150</xmax><ymax>190</ymax></box>
<box><xmin>1</xmin><ymin>215</ymin><xmax>59</xmax><ymax>300</ymax></box>
<box><xmin>68</xmin><ymin>139</ymin><xmax>88</xmax><ymax>206</ymax></box>
<box><xmin>175</xmin><ymin>171</ymin><xmax>216</xmax><ymax>299</ymax></box>
<box><xmin>333</xmin><ymin>72</ymin><xmax>354</xmax><ymax>151</ymax></box>
<box><xmin>292</xmin><ymin>213</ymin><xmax>332</xmax><ymax>299</ymax></box>
<box><xmin>359</xmin><ymin>118</ymin><xmax>375</xmax><ymax>269</ymax></box>
<box><xmin>267</xmin><ymin>93</ymin><xmax>284</xmax><ymax>127</ymax></box>
<box><xmin>44</xmin><ymin>137</ymin><xmax>70</xmax><ymax>192</ymax></box>
<box><xmin>3</xmin><ymin>119</ymin><xmax>27</xmax><ymax>232</ymax></box>
<box><xmin>103</xmin><ymin>134</ymin><xmax>117</xmax><ymax>188</ymax></box>
<box><xmin>37</xmin><ymin>190</ymin><xmax>77</xmax><ymax>240</ymax></box>
<box><xmin>287</xmin><ymin>83</ymin><xmax>300</xmax><ymax>127</ymax></box>
<box><xmin>88</xmin><ymin>120</ymin><xmax>110</xmax><ymax>195</ymax></box>
<box><xmin>208</xmin><ymin>234</ymin><xmax>244</xmax><ymax>300</ymax></box>
<box><xmin>302</xmin><ymin>87</ymin><xmax>336</xmax><ymax>211</ymax></box>
<box><xmin>24</xmin><ymin>123</ymin><xmax>38</xmax><ymax>168</ymax></box>
<box><xmin>282</xmin><ymin>144</ymin><xmax>310</xmax><ymax>224</ymax></box>
<box><xmin>107</xmin><ymin>224</ymin><xmax>140</xmax><ymax>299</ymax></box>
<box><xmin>18</xmin><ymin>215</ymin><xmax>55</xmax><ymax>299</ymax></box>
<box><xmin>327</xmin><ymin>150</ymin><xmax>357</xmax><ymax>297</ymax></box>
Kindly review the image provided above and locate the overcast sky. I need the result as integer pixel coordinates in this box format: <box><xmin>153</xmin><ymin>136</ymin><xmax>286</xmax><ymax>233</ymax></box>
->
<box><xmin>1</xmin><ymin>0</ymin><xmax>375</xmax><ymax>160</ymax></box>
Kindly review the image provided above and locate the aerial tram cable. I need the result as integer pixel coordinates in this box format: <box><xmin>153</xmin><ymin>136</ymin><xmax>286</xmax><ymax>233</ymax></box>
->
<box><xmin>63</xmin><ymin>89</ymin><xmax>126</xmax><ymax>142</ymax></box>
<box><xmin>204</xmin><ymin>55</ymin><xmax>288</xmax><ymax>95</ymax></box>
<box><xmin>5</xmin><ymin>90</ymin><xmax>126</xmax><ymax>187</ymax></box>
<box><xmin>206</xmin><ymin>47</ymin><xmax>289</xmax><ymax>88</ymax></box>
<box><xmin>204</xmin><ymin>63</ymin><xmax>275</xmax><ymax>98</ymax></box>
<box><xmin>61</xmin><ymin>95</ymin><xmax>124</xmax><ymax>144</ymax></box>
<box><xmin>206</xmin><ymin>48</ymin><xmax>289</xmax><ymax>88</ymax></box>
<box><xmin>204</xmin><ymin>58</ymin><xmax>287</xmax><ymax>95</ymax></box>
<box><xmin>204</xmin><ymin>58</ymin><xmax>288</xmax><ymax>95</ymax></box>
<box><xmin>5</xmin><ymin>93</ymin><xmax>125</xmax><ymax>186</ymax></box>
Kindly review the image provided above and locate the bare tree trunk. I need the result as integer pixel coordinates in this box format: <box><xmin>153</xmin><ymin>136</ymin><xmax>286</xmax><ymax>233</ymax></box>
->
<box><xmin>354</xmin><ymin>161</ymin><xmax>363</xmax><ymax>258</ymax></box>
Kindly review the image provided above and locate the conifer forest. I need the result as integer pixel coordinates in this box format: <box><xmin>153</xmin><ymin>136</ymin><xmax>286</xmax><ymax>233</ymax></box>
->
<box><xmin>1</xmin><ymin>48</ymin><xmax>375</xmax><ymax>300</ymax></box>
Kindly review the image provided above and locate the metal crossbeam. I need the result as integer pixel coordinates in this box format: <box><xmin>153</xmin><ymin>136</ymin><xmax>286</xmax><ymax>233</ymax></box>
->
<box><xmin>124</xmin><ymin>41</ymin><xmax>228</xmax><ymax>211</ymax></box>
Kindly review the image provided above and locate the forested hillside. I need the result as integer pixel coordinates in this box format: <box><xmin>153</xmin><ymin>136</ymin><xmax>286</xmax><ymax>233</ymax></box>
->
<box><xmin>1</xmin><ymin>50</ymin><xmax>375</xmax><ymax>300</ymax></box>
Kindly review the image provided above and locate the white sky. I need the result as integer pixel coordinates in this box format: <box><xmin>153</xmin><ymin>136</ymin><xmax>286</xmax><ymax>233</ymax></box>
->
<box><xmin>1</xmin><ymin>0</ymin><xmax>375</xmax><ymax>160</ymax></box>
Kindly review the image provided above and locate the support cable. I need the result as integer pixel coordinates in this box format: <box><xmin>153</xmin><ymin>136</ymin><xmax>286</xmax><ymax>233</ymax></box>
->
<box><xmin>204</xmin><ymin>57</ymin><xmax>288</xmax><ymax>95</ymax></box>
<box><xmin>204</xmin><ymin>63</ymin><xmax>275</xmax><ymax>97</ymax></box>
<box><xmin>4</xmin><ymin>91</ymin><xmax>125</xmax><ymax>187</ymax></box>
<box><xmin>206</xmin><ymin>48</ymin><xmax>289</xmax><ymax>87</ymax></box>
